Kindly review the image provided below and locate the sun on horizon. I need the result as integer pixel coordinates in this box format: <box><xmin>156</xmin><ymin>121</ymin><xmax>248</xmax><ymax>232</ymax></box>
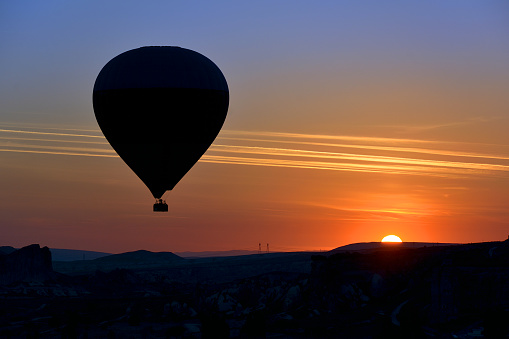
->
<box><xmin>381</xmin><ymin>235</ymin><xmax>403</xmax><ymax>243</ymax></box>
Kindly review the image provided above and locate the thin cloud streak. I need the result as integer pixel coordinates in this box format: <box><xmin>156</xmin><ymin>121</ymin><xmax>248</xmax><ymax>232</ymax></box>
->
<box><xmin>0</xmin><ymin>136</ymin><xmax>109</xmax><ymax>145</ymax></box>
<box><xmin>0</xmin><ymin>128</ymin><xmax>104</xmax><ymax>139</ymax></box>
<box><xmin>1</xmin><ymin>126</ymin><xmax>509</xmax><ymax>179</ymax></box>
<box><xmin>0</xmin><ymin>149</ymin><xmax>117</xmax><ymax>158</ymax></box>
<box><xmin>202</xmin><ymin>155</ymin><xmax>475</xmax><ymax>178</ymax></box>
<box><xmin>378</xmin><ymin>116</ymin><xmax>506</xmax><ymax>134</ymax></box>
<box><xmin>0</xmin><ymin>142</ymin><xmax>115</xmax><ymax>155</ymax></box>
<box><xmin>210</xmin><ymin>144</ymin><xmax>509</xmax><ymax>173</ymax></box>
<box><xmin>221</xmin><ymin>130</ymin><xmax>434</xmax><ymax>145</ymax></box>
<box><xmin>0</xmin><ymin>123</ymin><xmax>103</xmax><ymax>133</ymax></box>
<box><xmin>304</xmin><ymin>202</ymin><xmax>436</xmax><ymax>217</ymax></box>
<box><xmin>217</xmin><ymin>136</ymin><xmax>509</xmax><ymax>161</ymax></box>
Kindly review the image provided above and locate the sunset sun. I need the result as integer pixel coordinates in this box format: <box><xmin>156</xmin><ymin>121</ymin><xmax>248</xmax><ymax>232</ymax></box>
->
<box><xmin>381</xmin><ymin>235</ymin><xmax>403</xmax><ymax>243</ymax></box>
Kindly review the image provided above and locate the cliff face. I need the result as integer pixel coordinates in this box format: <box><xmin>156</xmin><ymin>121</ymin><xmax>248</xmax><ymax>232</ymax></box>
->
<box><xmin>310</xmin><ymin>240</ymin><xmax>509</xmax><ymax>333</ymax></box>
<box><xmin>0</xmin><ymin>244</ymin><xmax>54</xmax><ymax>284</ymax></box>
<box><xmin>431</xmin><ymin>266</ymin><xmax>509</xmax><ymax>323</ymax></box>
<box><xmin>430</xmin><ymin>241</ymin><xmax>509</xmax><ymax>323</ymax></box>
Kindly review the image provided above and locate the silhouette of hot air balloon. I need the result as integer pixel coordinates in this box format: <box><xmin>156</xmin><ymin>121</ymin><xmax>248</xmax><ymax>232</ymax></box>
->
<box><xmin>93</xmin><ymin>46</ymin><xmax>229</xmax><ymax>211</ymax></box>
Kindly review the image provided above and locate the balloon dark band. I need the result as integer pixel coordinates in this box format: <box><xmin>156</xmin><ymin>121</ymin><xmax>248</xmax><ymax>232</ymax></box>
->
<box><xmin>93</xmin><ymin>87</ymin><xmax>228</xmax><ymax>198</ymax></box>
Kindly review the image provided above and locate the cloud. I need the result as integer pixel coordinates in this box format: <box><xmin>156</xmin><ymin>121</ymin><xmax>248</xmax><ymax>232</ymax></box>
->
<box><xmin>0</xmin><ymin>148</ymin><xmax>116</xmax><ymax>158</ymax></box>
<box><xmin>1</xmin><ymin>125</ymin><xmax>509</xmax><ymax>180</ymax></box>
<box><xmin>208</xmin><ymin>144</ymin><xmax>509</xmax><ymax>174</ymax></box>
<box><xmin>375</xmin><ymin>116</ymin><xmax>507</xmax><ymax>134</ymax></box>
<box><xmin>0</xmin><ymin>128</ymin><xmax>104</xmax><ymax>139</ymax></box>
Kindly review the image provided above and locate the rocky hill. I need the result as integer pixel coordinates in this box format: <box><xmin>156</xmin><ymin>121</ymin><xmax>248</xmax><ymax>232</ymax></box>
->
<box><xmin>0</xmin><ymin>246</ymin><xmax>16</xmax><ymax>255</ymax></box>
<box><xmin>328</xmin><ymin>241</ymin><xmax>459</xmax><ymax>254</ymax></box>
<box><xmin>49</xmin><ymin>248</ymin><xmax>111</xmax><ymax>261</ymax></box>
<box><xmin>1</xmin><ymin>240</ymin><xmax>508</xmax><ymax>337</ymax></box>
<box><xmin>53</xmin><ymin>249</ymin><xmax>185</xmax><ymax>275</ymax></box>
<box><xmin>0</xmin><ymin>244</ymin><xmax>55</xmax><ymax>284</ymax></box>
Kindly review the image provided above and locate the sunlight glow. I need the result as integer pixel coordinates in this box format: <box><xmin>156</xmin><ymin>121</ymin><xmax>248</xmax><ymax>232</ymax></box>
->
<box><xmin>381</xmin><ymin>235</ymin><xmax>403</xmax><ymax>243</ymax></box>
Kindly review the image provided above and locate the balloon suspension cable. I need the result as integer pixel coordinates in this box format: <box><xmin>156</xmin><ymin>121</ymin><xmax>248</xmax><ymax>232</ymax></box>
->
<box><xmin>153</xmin><ymin>198</ymin><xmax>168</xmax><ymax>212</ymax></box>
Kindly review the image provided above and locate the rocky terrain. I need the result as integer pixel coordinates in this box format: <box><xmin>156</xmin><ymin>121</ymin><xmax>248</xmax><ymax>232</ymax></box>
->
<box><xmin>0</xmin><ymin>244</ymin><xmax>56</xmax><ymax>285</ymax></box>
<box><xmin>0</xmin><ymin>239</ymin><xmax>508</xmax><ymax>338</ymax></box>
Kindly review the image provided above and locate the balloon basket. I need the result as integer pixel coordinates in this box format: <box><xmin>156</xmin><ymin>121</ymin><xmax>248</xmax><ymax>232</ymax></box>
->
<box><xmin>153</xmin><ymin>199</ymin><xmax>168</xmax><ymax>212</ymax></box>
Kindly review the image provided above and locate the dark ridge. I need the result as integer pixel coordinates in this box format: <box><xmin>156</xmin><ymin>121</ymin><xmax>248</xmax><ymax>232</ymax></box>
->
<box><xmin>0</xmin><ymin>246</ymin><xmax>16</xmax><ymax>255</ymax></box>
<box><xmin>50</xmin><ymin>248</ymin><xmax>111</xmax><ymax>261</ymax></box>
<box><xmin>327</xmin><ymin>241</ymin><xmax>459</xmax><ymax>255</ymax></box>
<box><xmin>0</xmin><ymin>244</ymin><xmax>55</xmax><ymax>284</ymax></box>
<box><xmin>94</xmin><ymin>249</ymin><xmax>183</xmax><ymax>264</ymax></box>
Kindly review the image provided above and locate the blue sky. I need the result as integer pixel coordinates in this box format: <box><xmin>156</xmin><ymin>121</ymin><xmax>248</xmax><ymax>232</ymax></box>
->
<box><xmin>2</xmin><ymin>1</ymin><xmax>508</xmax><ymax>129</ymax></box>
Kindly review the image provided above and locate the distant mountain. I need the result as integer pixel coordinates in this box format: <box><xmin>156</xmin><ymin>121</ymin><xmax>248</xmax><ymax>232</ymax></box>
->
<box><xmin>49</xmin><ymin>248</ymin><xmax>260</xmax><ymax>260</ymax></box>
<box><xmin>0</xmin><ymin>246</ymin><xmax>16</xmax><ymax>255</ymax></box>
<box><xmin>328</xmin><ymin>241</ymin><xmax>459</xmax><ymax>255</ymax></box>
<box><xmin>1</xmin><ymin>247</ymin><xmax>112</xmax><ymax>261</ymax></box>
<box><xmin>14</xmin><ymin>243</ymin><xmax>461</xmax><ymax>261</ymax></box>
<box><xmin>53</xmin><ymin>250</ymin><xmax>184</xmax><ymax>275</ymax></box>
<box><xmin>176</xmin><ymin>249</ymin><xmax>260</xmax><ymax>258</ymax></box>
<box><xmin>50</xmin><ymin>248</ymin><xmax>112</xmax><ymax>261</ymax></box>
<box><xmin>94</xmin><ymin>250</ymin><xmax>183</xmax><ymax>264</ymax></box>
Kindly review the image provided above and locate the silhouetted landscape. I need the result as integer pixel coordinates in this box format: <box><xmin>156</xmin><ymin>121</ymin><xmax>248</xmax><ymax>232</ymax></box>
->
<box><xmin>0</xmin><ymin>239</ymin><xmax>508</xmax><ymax>338</ymax></box>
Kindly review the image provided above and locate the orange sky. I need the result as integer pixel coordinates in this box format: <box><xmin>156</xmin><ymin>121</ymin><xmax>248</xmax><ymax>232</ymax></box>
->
<box><xmin>1</xmin><ymin>124</ymin><xmax>509</xmax><ymax>253</ymax></box>
<box><xmin>1</xmin><ymin>2</ymin><xmax>509</xmax><ymax>253</ymax></box>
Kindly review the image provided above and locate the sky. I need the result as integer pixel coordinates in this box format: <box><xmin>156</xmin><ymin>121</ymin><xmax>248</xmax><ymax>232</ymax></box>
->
<box><xmin>1</xmin><ymin>1</ymin><xmax>509</xmax><ymax>253</ymax></box>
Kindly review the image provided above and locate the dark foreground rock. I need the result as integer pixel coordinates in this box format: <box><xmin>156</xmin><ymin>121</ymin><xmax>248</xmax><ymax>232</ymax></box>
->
<box><xmin>0</xmin><ymin>240</ymin><xmax>508</xmax><ymax>338</ymax></box>
<box><xmin>0</xmin><ymin>244</ymin><xmax>55</xmax><ymax>285</ymax></box>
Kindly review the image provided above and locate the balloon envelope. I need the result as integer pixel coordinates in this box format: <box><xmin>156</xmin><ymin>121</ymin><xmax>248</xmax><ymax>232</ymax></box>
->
<box><xmin>93</xmin><ymin>46</ymin><xmax>229</xmax><ymax>199</ymax></box>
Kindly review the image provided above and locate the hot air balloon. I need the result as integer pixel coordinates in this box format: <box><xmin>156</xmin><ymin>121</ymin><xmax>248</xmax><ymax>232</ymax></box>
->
<box><xmin>93</xmin><ymin>46</ymin><xmax>229</xmax><ymax>211</ymax></box>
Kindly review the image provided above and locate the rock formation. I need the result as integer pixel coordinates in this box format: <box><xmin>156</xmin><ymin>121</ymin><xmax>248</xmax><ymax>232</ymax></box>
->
<box><xmin>0</xmin><ymin>244</ymin><xmax>54</xmax><ymax>284</ymax></box>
